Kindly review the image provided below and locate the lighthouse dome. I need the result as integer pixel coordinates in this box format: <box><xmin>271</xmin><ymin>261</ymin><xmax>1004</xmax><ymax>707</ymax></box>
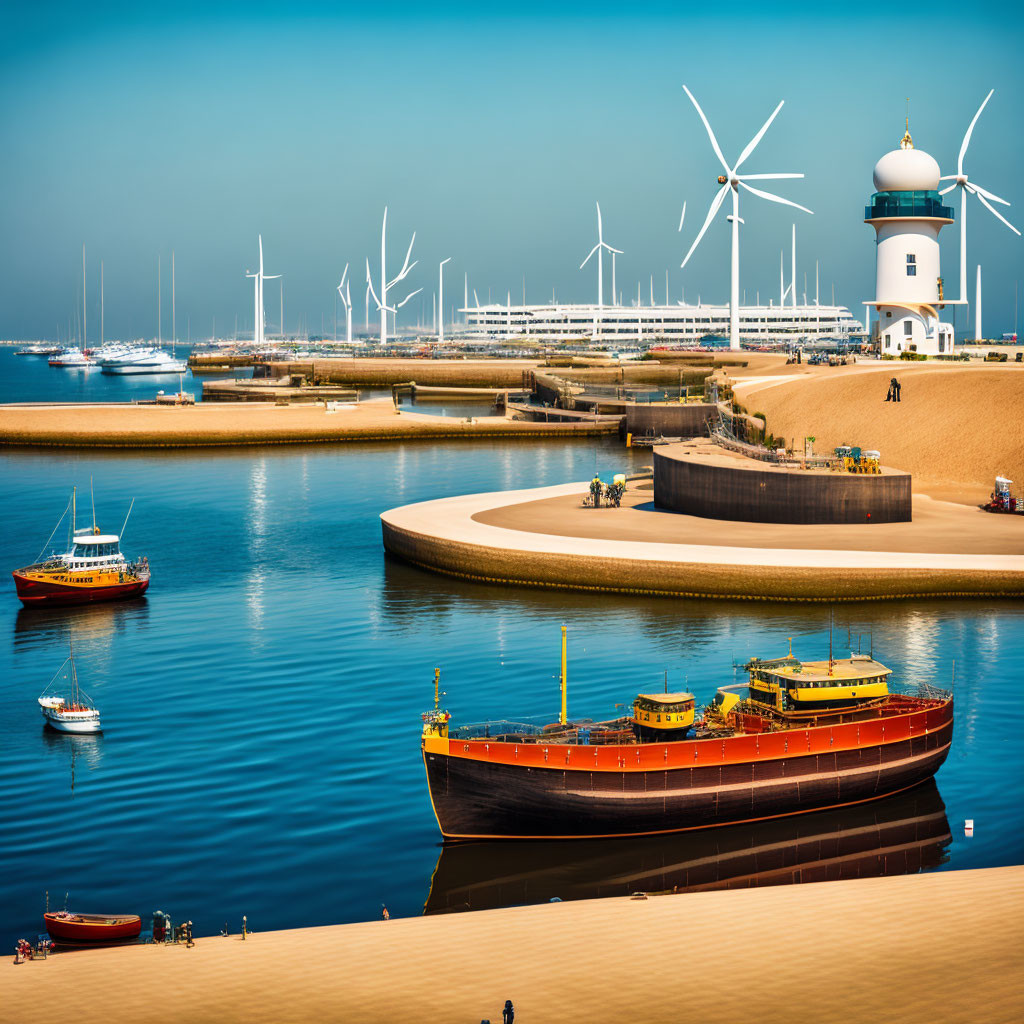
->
<box><xmin>872</xmin><ymin>146</ymin><xmax>941</xmax><ymax>192</ymax></box>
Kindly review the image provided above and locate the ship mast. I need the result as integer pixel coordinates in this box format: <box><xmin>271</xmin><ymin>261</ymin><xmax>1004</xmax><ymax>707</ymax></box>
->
<box><xmin>559</xmin><ymin>625</ymin><xmax>567</xmax><ymax>725</ymax></box>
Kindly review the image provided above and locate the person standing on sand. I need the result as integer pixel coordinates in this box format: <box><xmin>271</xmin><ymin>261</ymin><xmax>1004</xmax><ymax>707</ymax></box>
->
<box><xmin>885</xmin><ymin>377</ymin><xmax>895</xmax><ymax>402</ymax></box>
<box><xmin>894</xmin><ymin>377</ymin><xmax>902</xmax><ymax>402</ymax></box>
<box><xmin>502</xmin><ymin>999</ymin><xmax>515</xmax><ymax>1023</ymax></box>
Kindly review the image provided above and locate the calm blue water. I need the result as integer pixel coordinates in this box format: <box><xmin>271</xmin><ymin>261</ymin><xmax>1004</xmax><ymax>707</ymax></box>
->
<box><xmin>0</xmin><ymin>354</ymin><xmax>1022</xmax><ymax>947</ymax></box>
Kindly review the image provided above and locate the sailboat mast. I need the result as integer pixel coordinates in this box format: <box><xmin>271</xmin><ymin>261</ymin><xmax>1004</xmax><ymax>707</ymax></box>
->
<box><xmin>90</xmin><ymin>477</ymin><xmax>96</xmax><ymax>533</ymax></box>
<box><xmin>72</xmin><ymin>486</ymin><xmax>77</xmax><ymax>536</ymax></box>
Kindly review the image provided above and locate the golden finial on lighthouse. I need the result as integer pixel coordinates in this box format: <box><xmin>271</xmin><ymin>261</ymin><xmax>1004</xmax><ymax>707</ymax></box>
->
<box><xmin>901</xmin><ymin>98</ymin><xmax>913</xmax><ymax>149</ymax></box>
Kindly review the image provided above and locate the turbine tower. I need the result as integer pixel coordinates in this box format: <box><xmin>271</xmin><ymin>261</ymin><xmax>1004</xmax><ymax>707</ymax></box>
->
<box><xmin>245</xmin><ymin>235</ymin><xmax>280</xmax><ymax>349</ymax></box>
<box><xmin>366</xmin><ymin>207</ymin><xmax>421</xmax><ymax>347</ymax></box>
<box><xmin>579</xmin><ymin>202</ymin><xmax>622</xmax><ymax>334</ymax></box>
<box><xmin>438</xmin><ymin>258</ymin><xmax>452</xmax><ymax>344</ymax></box>
<box><xmin>337</xmin><ymin>264</ymin><xmax>353</xmax><ymax>345</ymax></box>
<box><xmin>680</xmin><ymin>85</ymin><xmax>812</xmax><ymax>351</ymax></box>
<box><xmin>939</xmin><ymin>90</ymin><xmax>1021</xmax><ymax>304</ymax></box>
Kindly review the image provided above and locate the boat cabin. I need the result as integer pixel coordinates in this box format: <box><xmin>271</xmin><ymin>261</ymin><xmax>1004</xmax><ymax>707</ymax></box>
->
<box><xmin>633</xmin><ymin>692</ymin><xmax>695</xmax><ymax>740</ymax></box>
<box><xmin>746</xmin><ymin>654</ymin><xmax>890</xmax><ymax>713</ymax></box>
<box><xmin>66</xmin><ymin>532</ymin><xmax>124</xmax><ymax>567</ymax></box>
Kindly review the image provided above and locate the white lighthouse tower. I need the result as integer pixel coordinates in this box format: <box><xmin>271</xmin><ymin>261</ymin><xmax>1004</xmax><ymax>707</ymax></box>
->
<box><xmin>865</xmin><ymin>122</ymin><xmax>955</xmax><ymax>356</ymax></box>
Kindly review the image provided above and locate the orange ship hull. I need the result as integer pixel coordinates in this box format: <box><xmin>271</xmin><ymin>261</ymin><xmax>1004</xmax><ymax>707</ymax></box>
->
<box><xmin>13</xmin><ymin>570</ymin><xmax>149</xmax><ymax>607</ymax></box>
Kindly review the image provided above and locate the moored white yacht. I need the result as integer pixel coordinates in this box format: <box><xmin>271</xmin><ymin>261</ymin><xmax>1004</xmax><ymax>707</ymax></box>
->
<box><xmin>37</xmin><ymin>646</ymin><xmax>102</xmax><ymax>734</ymax></box>
<box><xmin>101</xmin><ymin>349</ymin><xmax>187</xmax><ymax>375</ymax></box>
<box><xmin>48</xmin><ymin>348</ymin><xmax>96</xmax><ymax>368</ymax></box>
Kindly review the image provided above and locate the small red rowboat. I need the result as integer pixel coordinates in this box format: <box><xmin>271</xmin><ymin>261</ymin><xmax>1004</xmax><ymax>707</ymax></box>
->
<box><xmin>44</xmin><ymin>912</ymin><xmax>142</xmax><ymax>943</ymax></box>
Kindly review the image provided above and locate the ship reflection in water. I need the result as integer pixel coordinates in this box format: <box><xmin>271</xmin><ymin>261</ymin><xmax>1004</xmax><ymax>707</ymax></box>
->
<box><xmin>424</xmin><ymin>781</ymin><xmax>951</xmax><ymax>915</ymax></box>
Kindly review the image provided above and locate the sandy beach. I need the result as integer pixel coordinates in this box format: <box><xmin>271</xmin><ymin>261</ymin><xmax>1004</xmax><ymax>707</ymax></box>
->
<box><xmin>732</xmin><ymin>362</ymin><xmax>1024</xmax><ymax>500</ymax></box>
<box><xmin>4</xmin><ymin>866</ymin><xmax>1021</xmax><ymax>1023</ymax></box>
<box><xmin>0</xmin><ymin>399</ymin><xmax>617</xmax><ymax>448</ymax></box>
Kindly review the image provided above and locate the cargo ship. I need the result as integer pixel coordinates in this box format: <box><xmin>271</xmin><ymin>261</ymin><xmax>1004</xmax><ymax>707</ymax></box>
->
<box><xmin>421</xmin><ymin>630</ymin><xmax>953</xmax><ymax>840</ymax></box>
<box><xmin>12</xmin><ymin>489</ymin><xmax>150</xmax><ymax>607</ymax></box>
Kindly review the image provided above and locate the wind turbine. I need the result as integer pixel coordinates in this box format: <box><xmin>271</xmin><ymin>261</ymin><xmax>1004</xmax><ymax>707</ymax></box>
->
<box><xmin>579</xmin><ymin>202</ymin><xmax>622</xmax><ymax>330</ymax></box>
<box><xmin>939</xmin><ymin>89</ymin><xmax>1020</xmax><ymax>305</ymax></box>
<box><xmin>337</xmin><ymin>264</ymin><xmax>354</xmax><ymax>345</ymax></box>
<box><xmin>680</xmin><ymin>85</ymin><xmax>812</xmax><ymax>351</ymax></box>
<box><xmin>245</xmin><ymin>235</ymin><xmax>280</xmax><ymax>349</ymax></box>
<box><xmin>438</xmin><ymin>258</ymin><xmax>452</xmax><ymax>344</ymax></box>
<box><xmin>365</xmin><ymin>207</ymin><xmax>421</xmax><ymax>346</ymax></box>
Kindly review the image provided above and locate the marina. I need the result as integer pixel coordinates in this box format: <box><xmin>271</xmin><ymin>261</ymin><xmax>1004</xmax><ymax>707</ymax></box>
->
<box><xmin>1</xmin><ymin>3</ymin><xmax>1022</xmax><ymax>1018</ymax></box>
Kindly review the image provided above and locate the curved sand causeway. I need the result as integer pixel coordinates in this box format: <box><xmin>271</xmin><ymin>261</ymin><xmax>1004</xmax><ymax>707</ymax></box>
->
<box><xmin>381</xmin><ymin>481</ymin><xmax>1024</xmax><ymax>601</ymax></box>
<box><xmin>0</xmin><ymin>400</ymin><xmax>617</xmax><ymax>448</ymax></box>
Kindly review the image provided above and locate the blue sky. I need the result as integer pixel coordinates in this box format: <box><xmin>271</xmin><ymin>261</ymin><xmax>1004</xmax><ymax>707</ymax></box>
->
<box><xmin>2</xmin><ymin>2</ymin><xmax>1023</xmax><ymax>340</ymax></box>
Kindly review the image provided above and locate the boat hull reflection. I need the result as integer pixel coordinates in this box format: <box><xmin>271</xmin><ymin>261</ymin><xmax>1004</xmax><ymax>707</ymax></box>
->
<box><xmin>424</xmin><ymin>780</ymin><xmax>951</xmax><ymax>915</ymax></box>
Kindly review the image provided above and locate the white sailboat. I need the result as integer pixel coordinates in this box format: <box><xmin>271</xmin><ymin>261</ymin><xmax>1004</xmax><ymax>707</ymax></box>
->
<box><xmin>37</xmin><ymin>644</ymin><xmax>102</xmax><ymax>734</ymax></box>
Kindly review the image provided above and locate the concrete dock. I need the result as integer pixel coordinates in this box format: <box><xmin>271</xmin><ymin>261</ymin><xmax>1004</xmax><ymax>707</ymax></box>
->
<box><xmin>381</xmin><ymin>479</ymin><xmax>1024</xmax><ymax>601</ymax></box>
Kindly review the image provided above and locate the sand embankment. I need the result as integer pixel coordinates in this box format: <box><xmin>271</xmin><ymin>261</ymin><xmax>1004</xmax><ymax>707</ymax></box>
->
<box><xmin>0</xmin><ymin>400</ymin><xmax>618</xmax><ymax>448</ymax></box>
<box><xmin>733</xmin><ymin>363</ymin><xmax>1024</xmax><ymax>503</ymax></box>
<box><xmin>3</xmin><ymin>866</ymin><xmax>1021</xmax><ymax>1023</ymax></box>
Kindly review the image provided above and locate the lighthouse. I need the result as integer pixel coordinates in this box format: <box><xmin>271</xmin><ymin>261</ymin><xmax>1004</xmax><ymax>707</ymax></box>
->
<box><xmin>865</xmin><ymin>123</ymin><xmax>956</xmax><ymax>356</ymax></box>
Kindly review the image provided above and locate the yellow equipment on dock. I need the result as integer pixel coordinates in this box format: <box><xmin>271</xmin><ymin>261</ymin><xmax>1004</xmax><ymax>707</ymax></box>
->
<box><xmin>833</xmin><ymin>445</ymin><xmax>881</xmax><ymax>474</ymax></box>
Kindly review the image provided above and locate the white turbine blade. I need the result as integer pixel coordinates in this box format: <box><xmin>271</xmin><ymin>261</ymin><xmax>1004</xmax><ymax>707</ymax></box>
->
<box><xmin>388</xmin><ymin>232</ymin><xmax>417</xmax><ymax>288</ymax></box>
<box><xmin>976</xmin><ymin>191</ymin><xmax>1021</xmax><ymax>235</ymax></box>
<box><xmin>968</xmin><ymin>181</ymin><xmax>1010</xmax><ymax>206</ymax></box>
<box><xmin>678</xmin><ymin>201</ymin><xmax>686</xmax><ymax>233</ymax></box>
<box><xmin>939</xmin><ymin>183</ymin><xmax>959</xmax><ymax>196</ymax></box>
<box><xmin>739</xmin><ymin>181</ymin><xmax>814</xmax><ymax>215</ymax></box>
<box><xmin>680</xmin><ymin>184</ymin><xmax>729</xmax><ymax>270</ymax></box>
<box><xmin>596</xmin><ymin>201</ymin><xmax>603</xmax><ymax>244</ymax></box>
<box><xmin>959</xmin><ymin>89</ymin><xmax>994</xmax><ymax>176</ymax></box>
<box><xmin>580</xmin><ymin>243</ymin><xmax>600</xmax><ymax>269</ymax></box>
<box><xmin>734</xmin><ymin>100</ymin><xmax>784</xmax><ymax>172</ymax></box>
<box><xmin>737</xmin><ymin>173</ymin><xmax>804</xmax><ymax>180</ymax></box>
<box><xmin>263</xmin><ymin>274</ymin><xmax>281</xmax><ymax>281</ymax></box>
<box><xmin>602</xmin><ymin>244</ymin><xmax>623</xmax><ymax>255</ymax></box>
<box><xmin>473</xmin><ymin>289</ymin><xmax>480</xmax><ymax>307</ymax></box>
<box><xmin>682</xmin><ymin>85</ymin><xmax>729</xmax><ymax>173</ymax></box>
<box><xmin>396</xmin><ymin>287</ymin><xmax>423</xmax><ymax>309</ymax></box>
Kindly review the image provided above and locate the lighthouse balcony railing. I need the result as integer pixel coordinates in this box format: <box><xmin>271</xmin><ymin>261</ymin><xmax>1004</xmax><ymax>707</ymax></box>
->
<box><xmin>865</xmin><ymin>192</ymin><xmax>955</xmax><ymax>220</ymax></box>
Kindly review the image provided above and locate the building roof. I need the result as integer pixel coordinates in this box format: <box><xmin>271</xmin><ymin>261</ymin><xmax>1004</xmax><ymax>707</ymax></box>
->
<box><xmin>872</xmin><ymin>147</ymin><xmax>941</xmax><ymax>192</ymax></box>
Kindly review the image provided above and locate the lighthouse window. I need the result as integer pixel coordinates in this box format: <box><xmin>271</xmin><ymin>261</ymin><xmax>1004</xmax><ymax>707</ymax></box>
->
<box><xmin>904</xmin><ymin>321</ymin><xmax>914</xmax><ymax>336</ymax></box>
<box><xmin>906</xmin><ymin>254</ymin><xmax>917</xmax><ymax>276</ymax></box>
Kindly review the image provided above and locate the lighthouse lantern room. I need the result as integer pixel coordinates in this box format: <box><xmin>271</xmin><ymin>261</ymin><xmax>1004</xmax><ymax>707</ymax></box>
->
<box><xmin>865</xmin><ymin>123</ymin><xmax>956</xmax><ymax>356</ymax></box>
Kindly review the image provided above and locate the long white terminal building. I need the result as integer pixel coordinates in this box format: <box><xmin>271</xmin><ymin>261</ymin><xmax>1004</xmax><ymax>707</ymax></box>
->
<box><xmin>461</xmin><ymin>302</ymin><xmax>863</xmax><ymax>346</ymax></box>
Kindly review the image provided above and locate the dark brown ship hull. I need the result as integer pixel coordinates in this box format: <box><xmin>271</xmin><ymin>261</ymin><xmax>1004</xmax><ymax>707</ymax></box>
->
<box><xmin>424</xmin><ymin>701</ymin><xmax>952</xmax><ymax>840</ymax></box>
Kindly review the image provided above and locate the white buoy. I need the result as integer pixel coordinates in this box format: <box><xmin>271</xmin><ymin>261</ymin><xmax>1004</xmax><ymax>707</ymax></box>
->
<box><xmin>964</xmin><ymin>819</ymin><xmax>974</xmax><ymax>837</ymax></box>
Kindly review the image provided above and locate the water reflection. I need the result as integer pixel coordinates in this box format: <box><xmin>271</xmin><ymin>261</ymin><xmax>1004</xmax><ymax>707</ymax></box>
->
<box><xmin>41</xmin><ymin>732</ymin><xmax>104</xmax><ymax>794</ymax></box>
<box><xmin>14</xmin><ymin>599</ymin><xmax>150</xmax><ymax>649</ymax></box>
<box><xmin>424</xmin><ymin>781</ymin><xmax>951</xmax><ymax>915</ymax></box>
